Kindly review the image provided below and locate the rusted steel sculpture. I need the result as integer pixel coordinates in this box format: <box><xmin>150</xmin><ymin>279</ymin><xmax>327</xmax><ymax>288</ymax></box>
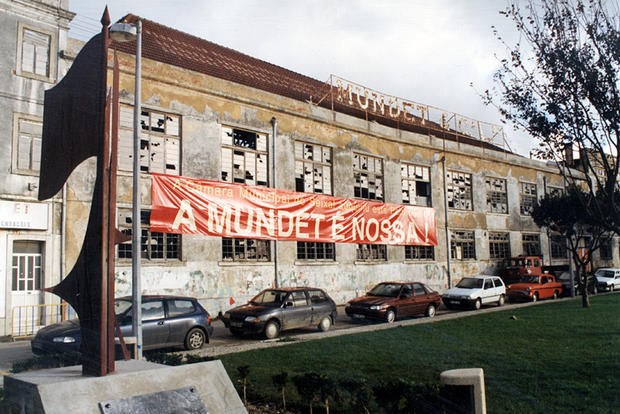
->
<box><xmin>38</xmin><ymin>8</ymin><xmax>126</xmax><ymax>376</ymax></box>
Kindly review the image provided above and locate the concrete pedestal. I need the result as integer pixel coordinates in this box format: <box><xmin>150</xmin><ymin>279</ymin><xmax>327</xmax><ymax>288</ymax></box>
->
<box><xmin>440</xmin><ymin>367</ymin><xmax>486</xmax><ymax>414</ymax></box>
<box><xmin>2</xmin><ymin>359</ymin><xmax>247</xmax><ymax>414</ymax></box>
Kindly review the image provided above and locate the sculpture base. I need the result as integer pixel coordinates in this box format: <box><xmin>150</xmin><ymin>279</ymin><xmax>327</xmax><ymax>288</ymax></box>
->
<box><xmin>2</xmin><ymin>359</ymin><xmax>247</xmax><ymax>414</ymax></box>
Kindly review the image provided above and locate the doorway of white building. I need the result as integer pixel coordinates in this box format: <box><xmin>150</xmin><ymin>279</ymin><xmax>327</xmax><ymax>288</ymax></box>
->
<box><xmin>10</xmin><ymin>240</ymin><xmax>44</xmax><ymax>337</ymax></box>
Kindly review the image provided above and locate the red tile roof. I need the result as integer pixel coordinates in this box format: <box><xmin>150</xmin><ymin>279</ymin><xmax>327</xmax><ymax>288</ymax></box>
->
<box><xmin>112</xmin><ymin>14</ymin><xmax>508</xmax><ymax>153</ymax></box>
<box><xmin>113</xmin><ymin>14</ymin><xmax>329</xmax><ymax>105</ymax></box>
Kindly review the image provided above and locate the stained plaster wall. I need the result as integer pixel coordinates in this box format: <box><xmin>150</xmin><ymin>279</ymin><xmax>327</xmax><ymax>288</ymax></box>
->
<box><xmin>0</xmin><ymin>0</ymin><xmax>72</xmax><ymax>336</ymax></box>
<box><xmin>63</xmin><ymin>46</ymin><xmax>589</xmax><ymax>317</ymax></box>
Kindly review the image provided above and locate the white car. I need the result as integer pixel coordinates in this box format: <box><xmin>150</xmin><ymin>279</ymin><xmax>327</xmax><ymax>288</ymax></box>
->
<box><xmin>595</xmin><ymin>268</ymin><xmax>620</xmax><ymax>292</ymax></box>
<box><xmin>441</xmin><ymin>275</ymin><xmax>506</xmax><ymax>310</ymax></box>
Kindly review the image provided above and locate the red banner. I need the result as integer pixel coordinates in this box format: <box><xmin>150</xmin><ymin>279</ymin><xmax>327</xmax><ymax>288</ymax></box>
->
<box><xmin>151</xmin><ymin>173</ymin><xmax>437</xmax><ymax>246</ymax></box>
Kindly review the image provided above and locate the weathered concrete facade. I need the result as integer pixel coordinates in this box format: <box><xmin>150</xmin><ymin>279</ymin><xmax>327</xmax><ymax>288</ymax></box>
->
<box><xmin>2</xmin><ymin>6</ymin><xmax>618</xmax><ymax>338</ymax></box>
<box><xmin>58</xmin><ymin>16</ymin><xmax>617</xmax><ymax>318</ymax></box>
<box><xmin>0</xmin><ymin>0</ymin><xmax>73</xmax><ymax>336</ymax></box>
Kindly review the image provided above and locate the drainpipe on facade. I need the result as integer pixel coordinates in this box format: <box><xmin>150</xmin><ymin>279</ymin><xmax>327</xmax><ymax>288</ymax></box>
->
<box><xmin>442</xmin><ymin>157</ymin><xmax>452</xmax><ymax>288</ymax></box>
<box><xmin>271</xmin><ymin>117</ymin><xmax>279</xmax><ymax>288</ymax></box>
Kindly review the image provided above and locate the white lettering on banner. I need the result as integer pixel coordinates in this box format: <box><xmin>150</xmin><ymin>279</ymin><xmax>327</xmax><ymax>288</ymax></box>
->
<box><xmin>278</xmin><ymin>211</ymin><xmax>295</xmax><ymax>237</ymax></box>
<box><xmin>207</xmin><ymin>205</ymin><xmax>231</xmax><ymax>233</ymax></box>
<box><xmin>295</xmin><ymin>213</ymin><xmax>310</xmax><ymax>239</ymax></box>
<box><xmin>330</xmin><ymin>213</ymin><xmax>345</xmax><ymax>241</ymax></box>
<box><xmin>256</xmin><ymin>209</ymin><xmax>275</xmax><ymax>237</ymax></box>
<box><xmin>310</xmin><ymin>213</ymin><xmax>325</xmax><ymax>238</ymax></box>
<box><xmin>172</xmin><ymin>200</ymin><xmax>197</xmax><ymax>232</ymax></box>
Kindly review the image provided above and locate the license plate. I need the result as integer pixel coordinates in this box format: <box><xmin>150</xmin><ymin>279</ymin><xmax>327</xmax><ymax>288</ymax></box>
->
<box><xmin>230</xmin><ymin>321</ymin><xmax>243</xmax><ymax>327</ymax></box>
<box><xmin>449</xmin><ymin>300</ymin><xmax>459</xmax><ymax>304</ymax></box>
<box><xmin>353</xmin><ymin>314</ymin><xmax>365</xmax><ymax>319</ymax></box>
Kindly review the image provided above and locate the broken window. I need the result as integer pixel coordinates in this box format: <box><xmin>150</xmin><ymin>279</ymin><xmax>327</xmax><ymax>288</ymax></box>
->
<box><xmin>522</xmin><ymin>233</ymin><xmax>541</xmax><ymax>256</ymax></box>
<box><xmin>404</xmin><ymin>245</ymin><xmax>434</xmax><ymax>260</ymax></box>
<box><xmin>451</xmin><ymin>230</ymin><xmax>476</xmax><ymax>260</ymax></box>
<box><xmin>547</xmin><ymin>186</ymin><xmax>563</xmax><ymax>197</ymax></box>
<box><xmin>401</xmin><ymin>163</ymin><xmax>431</xmax><ymax>206</ymax></box>
<box><xmin>117</xmin><ymin>209</ymin><xmax>181</xmax><ymax>261</ymax></box>
<box><xmin>221</xmin><ymin>126</ymin><xmax>268</xmax><ymax>186</ymax></box>
<box><xmin>295</xmin><ymin>141</ymin><xmax>332</xmax><ymax>194</ymax></box>
<box><xmin>446</xmin><ymin>171</ymin><xmax>472</xmax><ymax>210</ymax></box>
<box><xmin>520</xmin><ymin>182</ymin><xmax>537</xmax><ymax>215</ymax></box>
<box><xmin>117</xmin><ymin>105</ymin><xmax>181</xmax><ymax>175</ymax></box>
<box><xmin>485</xmin><ymin>177</ymin><xmax>508</xmax><ymax>214</ymax></box>
<box><xmin>353</xmin><ymin>153</ymin><xmax>383</xmax><ymax>201</ymax></box>
<box><xmin>297</xmin><ymin>242</ymin><xmax>335</xmax><ymax>261</ymax></box>
<box><xmin>20</xmin><ymin>27</ymin><xmax>51</xmax><ymax>78</ymax></box>
<box><xmin>222</xmin><ymin>238</ymin><xmax>271</xmax><ymax>262</ymax></box>
<box><xmin>356</xmin><ymin>244</ymin><xmax>387</xmax><ymax>261</ymax></box>
<box><xmin>550</xmin><ymin>234</ymin><xmax>567</xmax><ymax>259</ymax></box>
<box><xmin>489</xmin><ymin>232</ymin><xmax>510</xmax><ymax>259</ymax></box>
<box><xmin>14</xmin><ymin>117</ymin><xmax>42</xmax><ymax>174</ymax></box>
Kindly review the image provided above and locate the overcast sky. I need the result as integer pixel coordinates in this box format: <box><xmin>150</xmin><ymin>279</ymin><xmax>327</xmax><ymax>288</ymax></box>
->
<box><xmin>69</xmin><ymin>0</ymin><xmax>535</xmax><ymax>156</ymax></box>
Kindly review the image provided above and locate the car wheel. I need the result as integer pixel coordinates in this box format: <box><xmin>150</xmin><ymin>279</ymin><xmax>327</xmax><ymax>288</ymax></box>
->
<box><xmin>426</xmin><ymin>304</ymin><xmax>436</xmax><ymax>318</ymax></box>
<box><xmin>318</xmin><ymin>316</ymin><xmax>331</xmax><ymax>332</ymax></box>
<box><xmin>184</xmin><ymin>328</ymin><xmax>206</xmax><ymax>350</ymax></box>
<box><xmin>498</xmin><ymin>295</ymin><xmax>505</xmax><ymax>307</ymax></box>
<box><xmin>264</xmin><ymin>320</ymin><xmax>280</xmax><ymax>339</ymax></box>
<box><xmin>385</xmin><ymin>309</ymin><xmax>396</xmax><ymax>323</ymax></box>
<box><xmin>552</xmin><ymin>291</ymin><xmax>558</xmax><ymax>300</ymax></box>
<box><xmin>473</xmin><ymin>299</ymin><xmax>481</xmax><ymax>310</ymax></box>
<box><xmin>532</xmin><ymin>293</ymin><xmax>538</xmax><ymax>303</ymax></box>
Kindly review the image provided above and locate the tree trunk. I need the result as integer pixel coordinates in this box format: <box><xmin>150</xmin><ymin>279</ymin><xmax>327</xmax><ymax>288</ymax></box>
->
<box><xmin>578</xmin><ymin>264</ymin><xmax>590</xmax><ymax>308</ymax></box>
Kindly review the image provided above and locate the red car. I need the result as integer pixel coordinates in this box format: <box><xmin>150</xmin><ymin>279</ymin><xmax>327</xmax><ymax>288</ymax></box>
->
<box><xmin>507</xmin><ymin>275</ymin><xmax>563</xmax><ymax>302</ymax></box>
<box><xmin>345</xmin><ymin>281</ymin><xmax>440</xmax><ymax>323</ymax></box>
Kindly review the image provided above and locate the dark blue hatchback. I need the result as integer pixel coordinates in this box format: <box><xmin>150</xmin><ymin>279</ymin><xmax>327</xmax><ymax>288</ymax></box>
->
<box><xmin>31</xmin><ymin>295</ymin><xmax>213</xmax><ymax>355</ymax></box>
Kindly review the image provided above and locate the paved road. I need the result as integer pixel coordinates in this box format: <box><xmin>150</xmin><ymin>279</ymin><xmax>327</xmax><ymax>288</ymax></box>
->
<box><xmin>0</xmin><ymin>294</ymin><xmax>595</xmax><ymax>374</ymax></box>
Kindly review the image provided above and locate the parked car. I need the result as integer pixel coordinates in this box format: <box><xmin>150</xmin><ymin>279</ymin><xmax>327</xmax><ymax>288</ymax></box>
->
<box><xmin>345</xmin><ymin>281</ymin><xmax>440</xmax><ymax>323</ymax></box>
<box><xmin>441</xmin><ymin>275</ymin><xmax>506</xmax><ymax>310</ymax></box>
<box><xmin>31</xmin><ymin>295</ymin><xmax>213</xmax><ymax>355</ymax></box>
<box><xmin>557</xmin><ymin>271</ymin><xmax>597</xmax><ymax>296</ymax></box>
<box><xmin>594</xmin><ymin>268</ymin><xmax>620</xmax><ymax>292</ymax></box>
<box><xmin>221</xmin><ymin>287</ymin><xmax>337</xmax><ymax>339</ymax></box>
<box><xmin>507</xmin><ymin>275</ymin><xmax>563</xmax><ymax>302</ymax></box>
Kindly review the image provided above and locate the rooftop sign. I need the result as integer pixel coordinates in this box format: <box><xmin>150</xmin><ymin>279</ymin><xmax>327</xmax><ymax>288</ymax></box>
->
<box><xmin>328</xmin><ymin>75</ymin><xmax>509</xmax><ymax>150</ymax></box>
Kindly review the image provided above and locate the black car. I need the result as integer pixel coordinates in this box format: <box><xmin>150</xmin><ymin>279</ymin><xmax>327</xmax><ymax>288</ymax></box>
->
<box><xmin>557</xmin><ymin>272</ymin><xmax>597</xmax><ymax>296</ymax></box>
<box><xmin>31</xmin><ymin>295</ymin><xmax>213</xmax><ymax>355</ymax></box>
<box><xmin>222</xmin><ymin>287</ymin><xmax>337</xmax><ymax>339</ymax></box>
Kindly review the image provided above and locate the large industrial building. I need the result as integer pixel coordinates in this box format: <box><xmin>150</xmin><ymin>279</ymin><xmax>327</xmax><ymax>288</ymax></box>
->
<box><xmin>0</xmin><ymin>1</ymin><xmax>617</xmax><ymax>337</ymax></box>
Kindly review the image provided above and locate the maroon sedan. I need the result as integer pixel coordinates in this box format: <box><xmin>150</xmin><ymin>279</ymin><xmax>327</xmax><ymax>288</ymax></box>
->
<box><xmin>345</xmin><ymin>281</ymin><xmax>440</xmax><ymax>323</ymax></box>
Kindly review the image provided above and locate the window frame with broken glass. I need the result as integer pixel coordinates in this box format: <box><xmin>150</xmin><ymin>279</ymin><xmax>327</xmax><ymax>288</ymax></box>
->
<box><xmin>485</xmin><ymin>177</ymin><xmax>508</xmax><ymax>214</ymax></box>
<box><xmin>295</xmin><ymin>141</ymin><xmax>335</xmax><ymax>261</ymax></box>
<box><xmin>400</xmin><ymin>163</ymin><xmax>431</xmax><ymax>207</ymax></box>
<box><xmin>353</xmin><ymin>153</ymin><xmax>384</xmax><ymax>201</ymax></box>
<box><xmin>220</xmin><ymin>126</ymin><xmax>272</xmax><ymax>262</ymax></box>
<box><xmin>446</xmin><ymin>171</ymin><xmax>473</xmax><ymax>210</ymax></box>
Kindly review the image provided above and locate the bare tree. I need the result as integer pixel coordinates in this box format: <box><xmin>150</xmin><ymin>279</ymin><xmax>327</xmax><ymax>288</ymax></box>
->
<box><xmin>486</xmin><ymin>0</ymin><xmax>620</xmax><ymax>233</ymax></box>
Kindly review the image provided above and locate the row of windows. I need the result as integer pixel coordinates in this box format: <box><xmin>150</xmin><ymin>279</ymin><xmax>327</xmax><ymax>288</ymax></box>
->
<box><xmin>116</xmin><ymin>215</ymin><xmax>581</xmax><ymax>264</ymax></box>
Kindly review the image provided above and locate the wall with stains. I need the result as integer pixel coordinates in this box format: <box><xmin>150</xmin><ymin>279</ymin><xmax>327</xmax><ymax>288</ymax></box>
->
<box><xmin>60</xmin><ymin>48</ymin><xmax>601</xmax><ymax>318</ymax></box>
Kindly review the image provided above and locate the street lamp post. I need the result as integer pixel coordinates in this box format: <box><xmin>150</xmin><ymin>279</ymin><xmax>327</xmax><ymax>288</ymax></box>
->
<box><xmin>109</xmin><ymin>20</ymin><xmax>143</xmax><ymax>360</ymax></box>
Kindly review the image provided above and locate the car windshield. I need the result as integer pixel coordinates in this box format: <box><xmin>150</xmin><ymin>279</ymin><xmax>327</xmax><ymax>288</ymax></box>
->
<box><xmin>595</xmin><ymin>270</ymin><xmax>614</xmax><ymax>278</ymax></box>
<box><xmin>519</xmin><ymin>276</ymin><xmax>540</xmax><ymax>283</ymax></box>
<box><xmin>456</xmin><ymin>278</ymin><xmax>484</xmax><ymax>289</ymax></box>
<box><xmin>250</xmin><ymin>290</ymin><xmax>287</xmax><ymax>306</ymax></box>
<box><xmin>114</xmin><ymin>299</ymin><xmax>132</xmax><ymax>315</ymax></box>
<box><xmin>503</xmin><ymin>258</ymin><xmax>525</xmax><ymax>269</ymax></box>
<box><xmin>368</xmin><ymin>283</ymin><xmax>402</xmax><ymax>297</ymax></box>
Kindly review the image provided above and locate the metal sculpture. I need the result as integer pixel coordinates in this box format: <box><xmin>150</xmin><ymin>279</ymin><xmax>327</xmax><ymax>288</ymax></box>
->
<box><xmin>38</xmin><ymin>8</ymin><xmax>126</xmax><ymax>377</ymax></box>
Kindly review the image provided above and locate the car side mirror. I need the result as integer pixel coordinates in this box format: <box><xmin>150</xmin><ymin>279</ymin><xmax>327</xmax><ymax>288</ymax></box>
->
<box><xmin>285</xmin><ymin>301</ymin><xmax>294</xmax><ymax>308</ymax></box>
